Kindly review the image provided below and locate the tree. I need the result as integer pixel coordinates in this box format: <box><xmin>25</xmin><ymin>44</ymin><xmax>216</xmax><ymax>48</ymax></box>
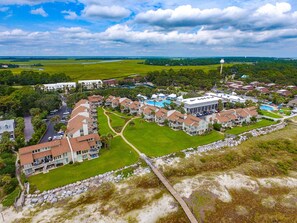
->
<box><xmin>29</xmin><ymin>108</ymin><xmax>41</xmax><ymax>117</ymax></box>
<box><xmin>129</xmin><ymin>121</ymin><xmax>135</xmax><ymax>127</ymax></box>
<box><xmin>218</xmin><ymin>99</ymin><xmax>223</xmax><ymax>111</ymax></box>
<box><xmin>0</xmin><ymin>132</ymin><xmax>16</xmax><ymax>152</ymax></box>
<box><xmin>50</xmin><ymin>115</ymin><xmax>61</xmax><ymax>125</ymax></box>
<box><xmin>213</xmin><ymin>123</ymin><xmax>222</xmax><ymax>131</ymax></box>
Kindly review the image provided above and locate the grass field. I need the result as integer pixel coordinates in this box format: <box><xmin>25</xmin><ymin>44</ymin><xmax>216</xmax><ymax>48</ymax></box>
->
<box><xmin>97</xmin><ymin>107</ymin><xmax>115</xmax><ymax>136</ymax></box>
<box><xmin>1</xmin><ymin>187</ymin><xmax>20</xmax><ymax>207</ymax></box>
<box><xmin>124</xmin><ymin>119</ymin><xmax>224</xmax><ymax>157</ymax></box>
<box><xmin>225</xmin><ymin>119</ymin><xmax>276</xmax><ymax>135</ymax></box>
<box><xmin>29</xmin><ymin>137</ymin><xmax>139</xmax><ymax>191</ymax></box>
<box><xmin>261</xmin><ymin>110</ymin><xmax>283</xmax><ymax>118</ymax></box>
<box><xmin>2</xmin><ymin>59</ymin><xmax>226</xmax><ymax>81</ymax></box>
<box><xmin>108</xmin><ymin>112</ymin><xmax>130</xmax><ymax>133</ymax></box>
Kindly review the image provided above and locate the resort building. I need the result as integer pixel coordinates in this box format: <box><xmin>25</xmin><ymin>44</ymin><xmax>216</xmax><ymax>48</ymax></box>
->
<box><xmin>256</xmin><ymin>87</ymin><xmax>269</xmax><ymax>94</ymax></box>
<box><xmin>103</xmin><ymin>79</ymin><xmax>118</xmax><ymax>86</ymax></box>
<box><xmin>277</xmin><ymin>89</ymin><xmax>292</xmax><ymax>97</ymax></box>
<box><xmin>206</xmin><ymin>92</ymin><xmax>246</xmax><ymax>104</ymax></box>
<box><xmin>0</xmin><ymin>119</ymin><xmax>15</xmax><ymax>140</ymax></box>
<box><xmin>78</xmin><ymin>80</ymin><xmax>103</xmax><ymax>90</ymax></box>
<box><xmin>43</xmin><ymin>82</ymin><xmax>77</xmax><ymax>91</ymax></box>
<box><xmin>19</xmin><ymin>134</ymin><xmax>101</xmax><ymax>175</ymax></box>
<box><xmin>177</xmin><ymin>96</ymin><xmax>220</xmax><ymax>115</ymax></box>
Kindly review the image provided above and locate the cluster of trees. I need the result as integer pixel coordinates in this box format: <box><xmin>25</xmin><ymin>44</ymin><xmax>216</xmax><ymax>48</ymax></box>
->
<box><xmin>144</xmin><ymin>57</ymin><xmax>278</xmax><ymax>66</ymax></box>
<box><xmin>146</xmin><ymin>69</ymin><xmax>220</xmax><ymax>90</ymax></box>
<box><xmin>0</xmin><ymin>70</ymin><xmax>71</xmax><ymax>86</ymax></box>
<box><xmin>226</xmin><ymin>61</ymin><xmax>297</xmax><ymax>85</ymax></box>
<box><xmin>0</xmin><ymin>86</ymin><xmax>61</xmax><ymax>117</ymax></box>
<box><xmin>28</xmin><ymin>108</ymin><xmax>47</xmax><ymax>145</ymax></box>
<box><xmin>0</xmin><ymin>63</ymin><xmax>19</xmax><ymax>68</ymax></box>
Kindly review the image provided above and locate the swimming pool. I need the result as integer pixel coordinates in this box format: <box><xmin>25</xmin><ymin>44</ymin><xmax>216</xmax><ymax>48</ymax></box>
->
<box><xmin>260</xmin><ymin>104</ymin><xmax>276</xmax><ymax>111</ymax></box>
<box><xmin>145</xmin><ymin>99</ymin><xmax>171</xmax><ymax>108</ymax></box>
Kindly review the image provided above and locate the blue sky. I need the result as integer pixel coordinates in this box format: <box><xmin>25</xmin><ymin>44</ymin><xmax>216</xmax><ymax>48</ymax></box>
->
<box><xmin>0</xmin><ymin>0</ymin><xmax>296</xmax><ymax>57</ymax></box>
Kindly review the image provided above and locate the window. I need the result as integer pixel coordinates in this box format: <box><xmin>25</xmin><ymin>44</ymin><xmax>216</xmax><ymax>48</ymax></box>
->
<box><xmin>76</xmin><ymin>151</ymin><xmax>81</xmax><ymax>155</ymax></box>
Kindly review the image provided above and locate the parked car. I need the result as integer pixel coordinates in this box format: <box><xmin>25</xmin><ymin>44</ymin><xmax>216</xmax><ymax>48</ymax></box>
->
<box><xmin>48</xmin><ymin>137</ymin><xmax>52</xmax><ymax>141</ymax></box>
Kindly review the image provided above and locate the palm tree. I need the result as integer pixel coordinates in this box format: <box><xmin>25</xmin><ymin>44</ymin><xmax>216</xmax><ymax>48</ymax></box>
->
<box><xmin>107</xmin><ymin>133</ymin><xmax>114</xmax><ymax>149</ymax></box>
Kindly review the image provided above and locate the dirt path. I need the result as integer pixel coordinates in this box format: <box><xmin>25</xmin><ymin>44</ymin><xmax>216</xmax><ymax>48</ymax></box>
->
<box><xmin>102</xmin><ymin>108</ymin><xmax>120</xmax><ymax>136</ymax></box>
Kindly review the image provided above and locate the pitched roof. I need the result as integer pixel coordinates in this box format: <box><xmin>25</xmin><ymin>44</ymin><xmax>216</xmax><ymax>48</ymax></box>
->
<box><xmin>155</xmin><ymin>108</ymin><xmax>168</xmax><ymax>118</ymax></box>
<box><xmin>184</xmin><ymin>115</ymin><xmax>201</xmax><ymax>127</ymax></box>
<box><xmin>167</xmin><ymin>111</ymin><xmax>185</xmax><ymax>123</ymax></box>
<box><xmin>75</xmin><ymin>99</ymin><xmax>89</xmax><ymax>108</ymax></box>
<box><xmin>88</xmin><ymin>95</ymin><xmax>103</xmax><ymax>103</ymax></box>
<box><xmin>129</xmin><ymin>101</ymin><xmax>141</xmax><ymax>110</ymax></box>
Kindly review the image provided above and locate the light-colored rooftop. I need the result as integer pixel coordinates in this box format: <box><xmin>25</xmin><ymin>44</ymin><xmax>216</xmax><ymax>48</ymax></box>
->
<box><xmin>181</xmin><ymin>96</ymin><xmax>220</xmax><ymax>105</ymax></box>
<box><xmin>0</xmin><ymin>119</ymin><xmax>15</xmax><ymax>134</ymax></box>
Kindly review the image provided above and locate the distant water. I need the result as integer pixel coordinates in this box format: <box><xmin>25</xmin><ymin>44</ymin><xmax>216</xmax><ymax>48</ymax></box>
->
<box><xmin>81</xmin><ymin>60</ymin><xmax>122</xmax><ymax>64</ymax></box>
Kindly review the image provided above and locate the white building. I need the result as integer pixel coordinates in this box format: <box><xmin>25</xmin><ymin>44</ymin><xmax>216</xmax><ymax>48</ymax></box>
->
<box><xmin>177</xmin><ymin>96</ymin><xmax>220</xmax><ymax>115</ymax></box>
<box><xmin>0</xmin><ymin>119</ymin><xmax>15</xmax><ymax>140</ymax></box>
<box><xmin>78</xmin><ymin>80</ymin><xmax>103</xmax><ymax>90</ymax></box>
<box><xmin>206</xmin><ymin>92</ymin><xmax>246</xmax><ymax>104</ymax></box>
<box><xmin>43</xmin><ymin>82</ymin><xmax>76</xmax><ymax>91</ymax></box>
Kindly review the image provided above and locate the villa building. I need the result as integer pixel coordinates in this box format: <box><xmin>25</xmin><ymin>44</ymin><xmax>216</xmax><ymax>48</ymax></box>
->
<box><xmin>19</xmin><ymin>134</ymin><xmax>101</xmax><ymax>175</ymax></box>
<box><xmin>0</xmin><ymin>119</ymin><xmax>15</xmax><ymax>140</ymax></box>
<box><xmin>155</xmin><ymin>108</ymin><xmax>168</xmax><ymax>125</ymax></box>
<box><xmin>105</xmin><ymin>96</ymin><xmax>116</xmax><ymax>106</ymax></box>
<box><xmin>66</xmin><ymin>99</ymin><xmax>97</xmax><ymax>138</ymax></box>
<box><xmin>167</xmin><ymin>110</ymin><xmax>186</xmax><ymax>130</ymax></box>
<box><xmin>140</xmin><ymin>105</ymin><xmax>158</xmax><ymax>121</ymax></box>
<box><xmin>78</xmin><ymin>80</ymin><xmax>103</xmax><ymax>90</ymax></box>
<box><xmin>129</xmin><ymin>101</ymin><xmax>141</xmax><ymax>115</ymax></box>
<box><xmin>183</xmin><ymin>115</ymin><xmax>209</xmax><ymax>135</ymax></box>
<box><xmin>213</xmin><ymin>107</ymin><xmax>258</xmax><ymax>128</ymax></box>
<box><xmin>119</xmin><ymin>98</ymin><xmax>132</xmax><ymax>112</ymax></box>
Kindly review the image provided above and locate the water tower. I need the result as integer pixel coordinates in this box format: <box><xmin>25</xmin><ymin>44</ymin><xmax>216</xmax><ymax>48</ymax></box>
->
<box><xmin>220</xmin><ymin>58</ymin><xmax>225</xmax><ymax>75</ymax></box>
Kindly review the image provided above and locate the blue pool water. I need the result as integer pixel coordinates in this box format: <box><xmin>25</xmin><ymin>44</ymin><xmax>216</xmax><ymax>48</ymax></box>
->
<box><xmin>145</xmin><ymin>99</ymin><xmax>171</xmax><ymax>108</ymax></box>
<box><xmin>260</xmin><ymin>104</ymin><xmax>275</xmax><ymax>111</ymax></box>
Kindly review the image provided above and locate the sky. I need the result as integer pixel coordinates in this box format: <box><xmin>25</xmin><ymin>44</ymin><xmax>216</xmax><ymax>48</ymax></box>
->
<box><xmin>0</xmin><ymin>0</ymin><xmax>296</xmax><ymax>57</ymax></box>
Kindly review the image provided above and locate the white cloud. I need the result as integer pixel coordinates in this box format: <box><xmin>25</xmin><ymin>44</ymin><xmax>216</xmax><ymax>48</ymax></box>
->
<box><xmin>61</xmin><ymin>10</ymin><xmax>78</xmax><ymax>20</ymax></box>
<box><xmin>82</xmin><ymin>5</ymin><xmax>130</xmax><ymax>19</ymax></box>
<box><xmin>0</xmin><ymin>0</ymin><xmax>69</xmax><ymax>5</ymax></box>
<box><xmin>30</xmin><ymin>7</ymin><xmax>48</xmax><ymax>17</ymax></box>
<box><xmin>135</xmin><ymin>2</ymin><xmax>297</xmax><ymax>31</ymax></box>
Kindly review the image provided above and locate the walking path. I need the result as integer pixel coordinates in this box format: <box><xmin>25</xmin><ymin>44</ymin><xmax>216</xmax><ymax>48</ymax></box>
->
<box><xmin>102</xmin><ymin>108</ymin><xmax>120</xmax><ymax>136</ymax></box>
<box><xmin>103</xmin><ymin>111</ymin><xmax>199</xmax><ymax>223</ymax></box>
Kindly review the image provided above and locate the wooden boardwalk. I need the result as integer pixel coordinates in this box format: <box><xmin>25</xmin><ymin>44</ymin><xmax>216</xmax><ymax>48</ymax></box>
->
<box><xmin>120</xmin><ymin>119</ymin><xmax>198</xmax><ymax>223</ymax></box>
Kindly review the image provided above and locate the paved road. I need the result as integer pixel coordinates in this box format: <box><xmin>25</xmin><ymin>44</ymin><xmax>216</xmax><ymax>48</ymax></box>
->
<box><xmin>40</xmin><ymin>101</ymin><xmax>69</xmax><ymax>143</ymax></box>
<box><xmin>24</xmin><ymin>116</ymin><xmax>34</xmax><ymax>142</ymax></box>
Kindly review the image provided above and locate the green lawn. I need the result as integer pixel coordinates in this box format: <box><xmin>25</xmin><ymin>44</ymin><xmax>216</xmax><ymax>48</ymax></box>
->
<box><xmin>3</xmin><ymin>59</ymin><xmax>229</xmax><ymax>81</ymax></box>
<box><xmin>261</xmin><ymin>110</ymin><xmax>283</xmax><ymax>118</ymax></box>
<box><xmin>29</xmin><ymin>137</ymin><xmax>139</xmax><ymax>191</ymax></box>
<box><xmin>108</xmin><ymin>113</ymin><xmax>130</xmax><ymax>133</ymax></box>
<box><xmin>97</xmin><ymin>107</ymin><xmax>115</xmax><ymax>136</ymax></box>
<box><xmin>225</xmin><ymin>119</ymin><xmax>276</xmax><ymax>135</ymax></box>
<box><xmin>124</xmin><ymin>119</ymin><xmax>224</xmax><ymax>157</ymax></box>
